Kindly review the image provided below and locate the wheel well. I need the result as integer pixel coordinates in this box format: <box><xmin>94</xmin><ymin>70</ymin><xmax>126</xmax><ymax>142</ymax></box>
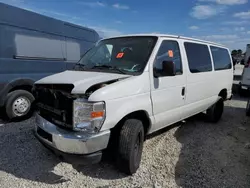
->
<box><xmin>112</xmin><ymin>110</ymin><xmax>151</xmax><ymax>139</ymax></box>
<box><xmin>218</xmin><ymin>89</ymin><xmax>227</xmax><ymax>101</ymax></box>
<box><xmin>9</xmin><ymin>85</ymin><xmax>33</xmax><ymax>93</ymax></box>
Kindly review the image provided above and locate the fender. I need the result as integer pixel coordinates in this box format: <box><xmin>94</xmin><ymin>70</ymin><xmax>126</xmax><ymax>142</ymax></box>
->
<box><xmin>0</xmin><ymin>78</ymin><xmax>35</xmax><ymax>106</ymax></box>
<box><xmin>99</xmin><ymin>92</ymin><xmax>155</xmax><ymax>134</ymax></box>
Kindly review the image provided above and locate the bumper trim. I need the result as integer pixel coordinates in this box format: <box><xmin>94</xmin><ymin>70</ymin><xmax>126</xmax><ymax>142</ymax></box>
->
<box><xmin>35</xmin><ymin>131</ymin><xmax>102</xmax><ymax>164</ymax></box>
<box><xmin>35</xmin><ymin>114</ymin><xmax>110</xmax><ymax>155</ymax></box>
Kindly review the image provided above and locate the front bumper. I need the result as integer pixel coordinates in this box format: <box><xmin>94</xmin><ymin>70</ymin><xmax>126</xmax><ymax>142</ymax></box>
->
<box><xmin>34</xmin><ymin>114</ymin><xmax>111</xmax><ymax>156</ymax></box>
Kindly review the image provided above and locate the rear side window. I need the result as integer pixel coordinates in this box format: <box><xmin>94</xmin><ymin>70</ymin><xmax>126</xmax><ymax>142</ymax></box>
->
<box><xmin>184</xmin><ymin>42</ymin><xmax>212</xmax><ymax>73</ymax></box>
<box><xmin>210</xmin><ymin>46</ymin><xmax>232</xmax><ymax>70</ymax></box>
<box><xmin>0</xmin><ymin>24</ymin><xmax>65</xmax><ymax>60</ymax></box>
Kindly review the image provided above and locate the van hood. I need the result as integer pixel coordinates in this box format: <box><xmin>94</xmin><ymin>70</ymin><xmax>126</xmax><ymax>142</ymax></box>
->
<box><xmin>35</xmin><ymin>70</ymin><xmax>131</xmax><ymax>94</ymax></box>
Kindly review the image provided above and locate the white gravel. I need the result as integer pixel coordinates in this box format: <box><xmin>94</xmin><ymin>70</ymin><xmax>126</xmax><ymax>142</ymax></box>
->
<box><xmin>1</xmin><ymin>95</ymin><xmax>250</xmax><ymax>188</ymax></box>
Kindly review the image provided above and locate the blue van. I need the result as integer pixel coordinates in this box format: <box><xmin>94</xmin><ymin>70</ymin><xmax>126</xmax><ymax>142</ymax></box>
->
<box><xmin>0</xmin><ymin>3</ymin><xmax>99</xmax><ymax>119</ymax></box>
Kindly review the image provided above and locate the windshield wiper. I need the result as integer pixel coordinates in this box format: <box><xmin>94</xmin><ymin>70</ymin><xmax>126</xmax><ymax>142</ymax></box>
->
<box><xmin>92</xmin><ymin>64</ymin><xmax>112</xmax><ymax>69</ymax></box>
<box><xmin>91</xmin><ymin>65</ymin><xmax>126</xmax><ymax>74</ymax></box>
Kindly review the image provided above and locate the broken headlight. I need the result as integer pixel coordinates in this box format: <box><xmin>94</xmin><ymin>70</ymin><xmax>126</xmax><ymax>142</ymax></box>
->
<box><xmin>73</xmin><ymin>99</ymin><xmax>105</xmax><ymax>132</ymax></box>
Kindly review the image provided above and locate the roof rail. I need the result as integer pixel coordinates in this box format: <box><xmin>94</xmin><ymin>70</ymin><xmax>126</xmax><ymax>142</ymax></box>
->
<box><xmin>178</xmin><ymin>36</ymin><xmax>224</xmax><ymax>47</ymax></box>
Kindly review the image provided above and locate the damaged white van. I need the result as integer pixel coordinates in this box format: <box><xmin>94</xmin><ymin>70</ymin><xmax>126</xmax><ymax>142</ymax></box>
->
<box><xmin>34</xmin><ymin>34</ymin><xmax>233</xmax><ymax>175</ymax></box>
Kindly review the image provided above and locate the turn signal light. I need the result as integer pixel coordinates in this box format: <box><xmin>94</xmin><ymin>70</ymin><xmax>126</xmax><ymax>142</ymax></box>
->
<box><xmin>91</xmin><ymin>111</ymin><xmax>104</xmax><ymax>118</ymax></box>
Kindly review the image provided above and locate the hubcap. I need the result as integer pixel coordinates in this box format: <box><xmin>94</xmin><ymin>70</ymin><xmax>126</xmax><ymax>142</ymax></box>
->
<box><xmin>12</xmin><ymin>97</ymin><xmax>30</xmax><ymax>116</ymax></box>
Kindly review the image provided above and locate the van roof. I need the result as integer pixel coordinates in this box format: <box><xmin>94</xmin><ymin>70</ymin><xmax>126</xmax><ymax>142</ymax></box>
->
<box><xmin>104</xmin><ymin>33</ymin><xmax>226</xmax><ymax>48</ymax></box>
<box><xmin>0</xmin><ymin>2</ymin><xmax>99</xmax><ymax>42</ymax></box>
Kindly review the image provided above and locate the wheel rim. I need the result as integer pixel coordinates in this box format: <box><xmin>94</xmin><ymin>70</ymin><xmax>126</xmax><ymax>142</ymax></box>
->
<box><xmin>12</xmin><ymin>97</ymin><xmax>30</xmax><ymax>116</ymax></box>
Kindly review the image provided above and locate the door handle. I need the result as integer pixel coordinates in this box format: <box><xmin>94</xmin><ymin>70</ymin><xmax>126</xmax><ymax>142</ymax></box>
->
<box><xmin>181</xmin><ymin>87</ymin><xmax>185</xmax><ymax>96</ymax></box>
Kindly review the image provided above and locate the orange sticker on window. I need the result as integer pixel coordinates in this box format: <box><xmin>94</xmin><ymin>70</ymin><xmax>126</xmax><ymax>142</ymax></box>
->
<box><xmin>116</xmin><ymin>52</ymin><xmax>124</xmax><ymax>59</ymax></box>
<box><xmin>168</xmin><ymin>50</ymin><xmax>174</xmax><ymax>58</ymax></box>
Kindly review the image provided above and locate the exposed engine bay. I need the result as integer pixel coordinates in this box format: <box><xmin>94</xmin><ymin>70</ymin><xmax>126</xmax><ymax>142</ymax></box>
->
<box><xmin>84</xmin><ymin>79</ymin><xmax>119</xmax><ymax>98</ymax></box>
<box><xmin>33</xmin><ymin>78</ymin><xmax>122</xmax><ymax>129</ymax></box>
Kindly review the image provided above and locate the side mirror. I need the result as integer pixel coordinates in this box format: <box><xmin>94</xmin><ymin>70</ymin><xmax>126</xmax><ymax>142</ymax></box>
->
<box><xmin>154</xmin><ymin>60</ymin><xmax>176</xmax><ymax>78</ymax></box>
<box><xmin>162</xmin><ymin>60</ymin><xmax>176</xmax><ymax>76</ymax></box>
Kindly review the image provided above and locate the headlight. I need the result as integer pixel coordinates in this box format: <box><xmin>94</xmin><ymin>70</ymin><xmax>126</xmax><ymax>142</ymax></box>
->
<box><xmin>73</xmin><ymin>99</ymin><xmax>105</xmax><ymax>132</ymax></box>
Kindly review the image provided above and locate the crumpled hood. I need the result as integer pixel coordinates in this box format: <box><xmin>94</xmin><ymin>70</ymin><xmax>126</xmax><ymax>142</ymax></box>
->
<box><xmin>35</xmin><ymin>70</ymin><xmax>131</xmax><ymax>93</ymax></box>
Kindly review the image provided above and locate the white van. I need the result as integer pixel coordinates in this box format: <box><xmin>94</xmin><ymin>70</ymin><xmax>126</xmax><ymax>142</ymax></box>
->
<box><xmin>239</xmin><ymin>44</ymin><xmax>250</xmax><ymax>93</ymax></box>
<box><xmin>33</xmin><ymin>34</ymin><xmax>233</xmax><ymax>174</ymax></box>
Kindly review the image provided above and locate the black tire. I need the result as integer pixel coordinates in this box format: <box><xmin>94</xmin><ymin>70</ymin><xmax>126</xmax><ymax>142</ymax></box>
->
<box><xmin>5</xmin><ymin>90</ymin><xmax>35</xmax><ymax>120</ymax></box>
<box><xmin>206</xmin><ymin>98</ymin><xmax>224</xmax><ymax>123</ymax></box>
<box><xmin>238</xmin><ymin>85</ymin><xmax>244</xmax><ymax>96</ymax></box>
<box><xmin>246</xmin><ymin>99</ymin><xmax>250</xmax><ymax>117</ymax></box>
<box><xmin>117</xmin><ymin>119</ymin><xmax>144</xmax><ymax>175</ymax></box>
<box><xmin>238</xmin><ymin>83</ymin><xmax>248</xmax><ymax>97</ymax></box>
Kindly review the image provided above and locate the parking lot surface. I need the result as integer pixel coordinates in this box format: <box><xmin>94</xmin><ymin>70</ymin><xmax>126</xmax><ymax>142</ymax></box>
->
<box><xmin>1</xmin><ymin>65</ymin><xmax>250</xmax><ymax>188</ymax></box>
<box><xmin>0</xmin><ymin>96</ymin><xmax>250</xmax><ymax>188</ymax></box>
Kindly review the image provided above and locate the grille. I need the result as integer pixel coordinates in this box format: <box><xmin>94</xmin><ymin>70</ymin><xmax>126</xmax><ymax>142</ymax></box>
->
<box><xmin>34</xmin><ymin>84</ymin><xmax>75</xmax><ymax>129</ymax></box>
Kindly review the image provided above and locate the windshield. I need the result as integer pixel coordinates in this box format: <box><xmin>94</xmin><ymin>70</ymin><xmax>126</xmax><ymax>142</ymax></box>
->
<box><xmin>76</xmin><ymin>36</ymin><xmax>157</xmax><ymax>75</ymax></box>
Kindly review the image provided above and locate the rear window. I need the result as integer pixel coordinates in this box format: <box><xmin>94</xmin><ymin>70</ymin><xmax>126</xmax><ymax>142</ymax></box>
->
<box><xmin>184</xmin><ymin>42</ymin><xmax>212</xmax><ymax>73</ymax></box>
<box><xmin>210</xmin><ymin>46</ymin><xmax>232</xmax><ymax>70</ymax></box>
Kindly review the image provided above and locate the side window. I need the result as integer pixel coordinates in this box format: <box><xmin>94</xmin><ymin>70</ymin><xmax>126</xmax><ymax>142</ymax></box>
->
<box><xmin>210</xmin><ymin>46</ymin><xmax>232</xmax><ymax>70</ymax></box>
<box><xmin>154</xmin><ymin>40</ymin><xmax>182</xmax><ymax>76</ymax></box>
<box><xmin>0</xmin><ymin>24</ymin><xmax>67</xmax><ymax>60</ymax></box>
<box><xmin>184</xmin><ymin>42</ymin><xmax>212</xmax><ymax>73</ymax></box>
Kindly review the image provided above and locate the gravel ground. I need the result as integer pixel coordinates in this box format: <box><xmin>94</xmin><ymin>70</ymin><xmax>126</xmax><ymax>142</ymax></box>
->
<box><xmin>1</xmin><ymin>96</ymin><xmax>250</xmax><ymax>188</ymax></box>
<box><xmin>1</xmin><ymin>65</ymin><xmax>250</xmax><ymax>188</ymax></box>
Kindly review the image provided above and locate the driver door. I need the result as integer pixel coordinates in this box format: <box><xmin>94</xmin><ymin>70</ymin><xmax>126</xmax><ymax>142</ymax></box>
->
<box><xmin>150</xmin><ymin>40</ymin><xmax>186</xmax><ymax>132</ymax></box>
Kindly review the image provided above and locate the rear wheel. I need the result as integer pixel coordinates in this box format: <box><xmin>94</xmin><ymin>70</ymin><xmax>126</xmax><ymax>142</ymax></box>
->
<box><xmin>206</xmin><ymin>98</ymin><xmax>224</xmax><ymax>123</ymax></box>
<box><xmin>246</xmin><ymin>99</ymin><xmax>250</xmax><ymax>117</ymax></box>
<box><xmin>5</xmin><ymin>90</ymin><xmax>35</xmax><ymax>120</ymax></box>
<box><xmin>116</xmin><ymin>119</ymin><xmax>144</xmax><ymax>175</ymax></box>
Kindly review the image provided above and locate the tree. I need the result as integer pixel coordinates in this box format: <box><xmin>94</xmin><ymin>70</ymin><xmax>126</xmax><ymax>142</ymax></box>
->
<box><xmin>231</xmin><ymin>50</ymin><xmax>237</xmax><ymax>56</ymax></box>
<box><xmin>231</xmin><ymin>49</ymin><xmax>243</xmax><ymax>57</ymax></box>
<box><xmin>237</xmin><ymin>49</ymin><xmax>242</xmax><ymax>55</ymax></box>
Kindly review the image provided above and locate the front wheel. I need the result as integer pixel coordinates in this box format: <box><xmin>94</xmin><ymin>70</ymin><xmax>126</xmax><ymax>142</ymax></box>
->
<box><xmin>117</xmin><ymin>119</ymin><xmax>144</xmax><ymax>175</ymax></box>
<box><xmin>5</xmin><ymin>90</ymin><xmax>35</xmax><ymax>120</ymax></box>
<box><xmin>206</xmin><ymin>98</ymin><xmax>224</xmax><ymax>123</ymax></box>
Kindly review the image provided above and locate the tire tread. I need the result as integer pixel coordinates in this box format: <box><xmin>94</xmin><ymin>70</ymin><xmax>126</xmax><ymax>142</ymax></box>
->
<box><xmin>117</xmin><ymin>119</ymin><xmax>144</xmax><ymax>175</ymax></box>
<box><xmin>206</xmin><ymin>97</ymin><xmax>224</xmax><ymax>123</ymax></box>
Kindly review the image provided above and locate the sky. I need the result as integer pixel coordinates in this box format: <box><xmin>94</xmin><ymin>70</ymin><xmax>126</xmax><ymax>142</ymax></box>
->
<box><xmin>1</xmin><ymin>0</ymin><xmax>250</xmax><ymax>51</ymax></box>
